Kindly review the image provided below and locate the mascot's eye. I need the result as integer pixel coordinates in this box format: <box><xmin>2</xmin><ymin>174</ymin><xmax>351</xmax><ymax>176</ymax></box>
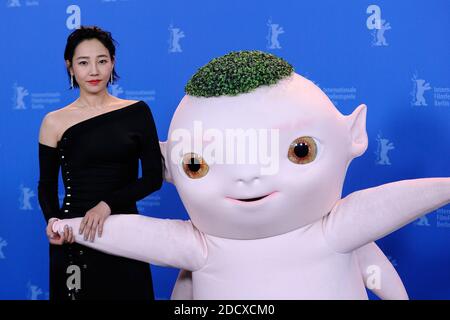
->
<box><xmin>182</xmin><ymin>153</ymin><xmax>209</xmax><ymax>179</ymax></box>
<box><xmin>288</xmin><ymin>136</ymin><xmax>317</xmax><ymax>164</ymax></box>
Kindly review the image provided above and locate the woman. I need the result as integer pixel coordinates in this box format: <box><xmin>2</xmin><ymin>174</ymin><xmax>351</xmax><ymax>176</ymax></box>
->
<box><xmin>37</xmin><ymin>26</ymin><xmax>163</xmax><ymax>300</ymax></box>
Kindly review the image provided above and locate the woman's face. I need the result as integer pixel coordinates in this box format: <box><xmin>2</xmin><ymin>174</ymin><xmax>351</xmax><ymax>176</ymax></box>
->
<box><xmin>67</xmin><ymin>38</ymin><xmax>114</xmax><ymax>93</ymax></box>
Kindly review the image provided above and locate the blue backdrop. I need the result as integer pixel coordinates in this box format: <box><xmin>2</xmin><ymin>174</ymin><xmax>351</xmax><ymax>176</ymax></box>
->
<box><xmin>0</xmin><ymin>0</ymin><xmax>449</xmax><ymax>300</ymax></box>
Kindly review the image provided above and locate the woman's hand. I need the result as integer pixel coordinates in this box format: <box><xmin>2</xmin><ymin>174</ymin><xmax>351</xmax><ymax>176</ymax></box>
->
<box><xmin>46</xmin><ymin>218</ymin><xmax>75</xmax><ymax>245</ymax></box>
<box><xmin>78</xmin><ymin>201</ymin><xmax>111</xmax><ymax>242</ymax></box>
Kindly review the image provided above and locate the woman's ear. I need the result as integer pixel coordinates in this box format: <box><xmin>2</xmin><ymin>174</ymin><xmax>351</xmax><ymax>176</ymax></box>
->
<box><xmin>65</xmin><ymin>60</ymin><xmax>73</xmax><ymax>75</ymax></box>
<box><xmin>346</xmin><ymin>104</ymin><xmax>368</xmax><ymax>158</ymax></box>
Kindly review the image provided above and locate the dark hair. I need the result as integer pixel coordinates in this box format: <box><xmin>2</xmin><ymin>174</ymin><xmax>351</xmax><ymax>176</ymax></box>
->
<box><xmin>64</xmin><ymin>26</ymin><xmax>120</xmax><ymax>89</ymax></box>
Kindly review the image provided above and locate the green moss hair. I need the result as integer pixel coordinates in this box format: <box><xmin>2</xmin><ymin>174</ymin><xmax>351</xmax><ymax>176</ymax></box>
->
<box><xmin>185</xmin><ymin>50</ymin><xmax>294</xmax><ymax>97</ymax></box>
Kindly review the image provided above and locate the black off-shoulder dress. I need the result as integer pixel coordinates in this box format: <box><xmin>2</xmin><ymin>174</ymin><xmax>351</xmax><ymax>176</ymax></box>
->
<box><xmin>37</xmin><ymin>100</ymin><xmax>163</xmax><ymax>300</ymax></box>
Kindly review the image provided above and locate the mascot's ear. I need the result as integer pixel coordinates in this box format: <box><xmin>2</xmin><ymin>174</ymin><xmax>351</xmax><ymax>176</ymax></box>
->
<box><xmin>159</xmin><ymin>141</ymin><xmax>174</xmax><ymax>184</ymax></box>
<box><xmin>347</xmin><ymin>104</ymin><xmax>368</xmax><ymax>158</ymax></box>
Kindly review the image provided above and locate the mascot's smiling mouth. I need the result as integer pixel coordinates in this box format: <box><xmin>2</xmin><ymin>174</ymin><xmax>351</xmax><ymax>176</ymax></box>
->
<box><xmin>238</xmin><ymin>195</ymin><xmax>269</xmax><ymax>202</ymax></box>
<box><xmin>227</xmin><ymin>192</ymin><xmax>279</xmax><ymax>204</ymax></box>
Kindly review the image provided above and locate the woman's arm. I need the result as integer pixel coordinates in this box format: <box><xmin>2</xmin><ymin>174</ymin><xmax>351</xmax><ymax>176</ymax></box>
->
<box><xmin>101</xmin><ymin>103</ymin><xmax>163</xmax><ymax>213</ymax></box>
<box><xmin>38</xmin><ymin>113</ymin><xmax>75</xmax><ymax>245</ymax></box>
<box><xmin>38</xmin><ymin>142</ymin><xmax>61</xmax><ymax>222</ymax></box>
<box><xmin>38</xmin><ymin>113</ymin><xmax>61</xmax><ymax>223</ymax></box>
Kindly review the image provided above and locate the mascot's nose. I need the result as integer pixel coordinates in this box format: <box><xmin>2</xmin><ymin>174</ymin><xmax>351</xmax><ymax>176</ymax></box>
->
<box><xmin>234</xmin><ymin>164</ymin><xmax>262</xmax><ymax>185</ymax></box>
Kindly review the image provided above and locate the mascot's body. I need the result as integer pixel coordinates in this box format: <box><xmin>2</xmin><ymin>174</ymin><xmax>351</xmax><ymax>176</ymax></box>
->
<box><xmin>52</xmin><ymin>51</ymin><xmax>449</xmax><ymax>299</ymax></box>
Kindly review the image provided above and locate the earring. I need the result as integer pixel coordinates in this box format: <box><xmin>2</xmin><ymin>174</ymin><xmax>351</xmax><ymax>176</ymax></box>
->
<box><xmin>110</xmin><ymin>72</ymin><xmax>114</xmax><ymax>85</ymax></box>
<box><xmin>70</xmin><ymin>75</ymin><xmax>74</xmax><ymax>89</ymax></box>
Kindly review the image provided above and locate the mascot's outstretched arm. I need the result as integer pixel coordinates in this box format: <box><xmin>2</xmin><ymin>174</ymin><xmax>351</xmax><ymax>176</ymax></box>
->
<box><xmin>52</xmin><ymin>215</ymin><xmax>207</xmax><ymax>271</ymax></box>
<box><xmin>323</xmin><ymin>178</ymin><xmax>450</xmax><ymax>253</ymax></box>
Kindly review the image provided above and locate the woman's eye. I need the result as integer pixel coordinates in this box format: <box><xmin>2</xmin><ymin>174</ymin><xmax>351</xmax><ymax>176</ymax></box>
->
<box><xmin>99</xmin><ymin>60</ymin><xmax>107</xmax><ymax>64</ymax></box>
<box><xmin>78</xmin><ymin>61</ymin><xmax>87</xmax><ymax>65</ymax></box>
<box><xmin>288</xmin><ymin>136</ymin><xmax>317</xmax><ymax>164</ymax></box>
<box><xmin>182</xmin><ymin>153</ymin><xmax>209</xmax><ymax>179</ymax></box>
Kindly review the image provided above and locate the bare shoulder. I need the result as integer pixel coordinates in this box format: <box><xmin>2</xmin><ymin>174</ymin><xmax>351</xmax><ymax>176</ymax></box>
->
<box><xmin>126</xmin><ymin>99</ymin><xmax>140</xmax><ymax>104</ymax></box>
<box><xmin>116</xmin><ymin>99</ymin><xmax>140</xmax><ymax>107</ymax></box>
<box><xmin>39</xmin><ymin>103</ymin><xmax>75</xmax><ymax>147</ymax></box>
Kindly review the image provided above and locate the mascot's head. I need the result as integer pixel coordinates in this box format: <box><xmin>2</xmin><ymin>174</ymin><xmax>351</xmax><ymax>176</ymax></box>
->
<box><xmin>161</xmin><ymin>50</ymin><xmax>368</xmax><ymax>239</ymax></box>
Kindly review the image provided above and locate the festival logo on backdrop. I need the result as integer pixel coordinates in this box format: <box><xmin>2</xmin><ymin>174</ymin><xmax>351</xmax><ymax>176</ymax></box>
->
<box><xmin>437</xmin><ymin>208</ymin><xmax>450</xmax><ymax>229</ymax></box>
<box><xmin>415</xmin><ymin>215</ymin><xmax>431</xmax><ymax>227</ymax></box>
<box><xmin>0</xmin><ymin>237</ymin><xmax>8</xmax><ymax>260</ymax></box>
<box><xmin>411</xmin><ymin>72</ymin><xmax>450</xmax><ymax>107</ymax></box>
<box><xmin>109</xmin><ymin>83</ymin><xmax>124</xmax><ymax>97</ymax></box>
<box><xmin>19</xmin><ymin>184</ymin><xmax>35</xmax><ymax>211</ymax></box>
<box><xmin>411</xmin><ymin>73</ymin><xmax>432</xmax><ymax>106</ymax></box>
<box><xmin>109</xmin><ymin>84</ymin><xmax>155</xmax><ymax>103</ymax></box>
<box><xmin>7</xmin><ymin>0</ymin><xmax>38</xmax><ymax>7</ymax></box>
<box><xmin>168</xmin><ymin>24</ymin><xmax>185</xmax><ymax>53</ymax></box>
<box><xmin>7</xmin><ymin>0</ymin><xmax>20</xmax><ymax>7</ymax></box>
<box><xmin>375</xmin><ymin>132</ymin><xmax>395</xmax><ymax>166</ymax></box>
<box><xmin>266</xmin><ymin>19</ymin><xmax>284</xmax><ymax>50</ymax></box>
<box><xmin>12</xmin><ymin>82</ymin><xmax>28</xmax><ymax>110</ymax></box>
<box><xmin>26</xmin><ymin>282</ymin><xmax>47</xmax><ymax>300</ymax></box>
<box><xmin>415</xmin><ymin>208</ymin><xmax>450</xmax><ymax>228</ymax></box>
<box><xmin>322</xmin><ymin>86</ymin><xmax>357</xmax><ymax>107</ymax></box>
<box><xmin>12</xmin><ymin>82</ymin><xmax>61</xmax><ymax>110</ymax></box>
<box><xmin>138</xmin><ymin>195</ymin><xmax>162</xmax><ymax>213</ymax></box>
